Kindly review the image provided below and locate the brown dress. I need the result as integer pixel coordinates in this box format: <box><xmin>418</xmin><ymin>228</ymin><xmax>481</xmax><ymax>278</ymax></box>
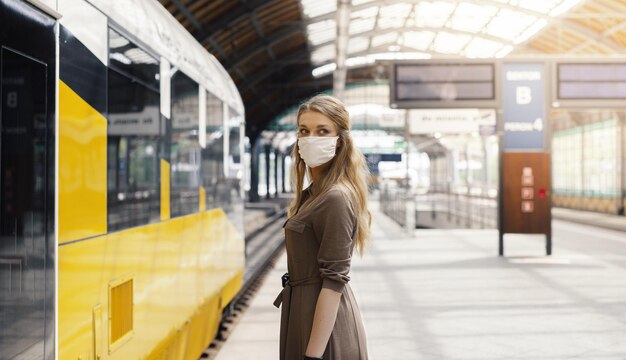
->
<box><xmin>273</xmin><ymin>185</ymin><xmax>368</xmax><ymax>360</ymax></box>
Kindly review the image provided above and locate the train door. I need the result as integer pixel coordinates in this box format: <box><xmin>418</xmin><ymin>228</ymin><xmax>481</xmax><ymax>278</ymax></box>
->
<box><xmin>0</xmin><ymin>0</ymin><xmax>56</xmax><ymax>359</ymax></box>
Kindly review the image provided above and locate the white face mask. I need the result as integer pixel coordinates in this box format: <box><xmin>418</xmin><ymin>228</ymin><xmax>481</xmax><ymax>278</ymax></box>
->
<box><xmin>298</xmin><ymin>136</ymin><xmax>339</xmax><ymax>168</ymax></box>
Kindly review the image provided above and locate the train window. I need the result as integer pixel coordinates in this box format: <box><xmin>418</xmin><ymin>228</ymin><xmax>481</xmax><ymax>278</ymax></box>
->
<box><xmin>170</xmin><ymin>71</ymin><xmax>200</xmax><ymax>217</ymax></box>
<box><xmin>201</xmin><ymin>91</ymin><xmax>224</xmax><ymax>210</ymax></box>
<box><xmin>107</xmin><ymin>28</ymin><xmax>161</xmax><ymax>231</ymax></box>
<box><xmin>228</xmin><ymin>107</ymin><xmax>243</xmax><ymax>179</ymax></box>
<box><xmin>108</xmin><ymin>28</ymin><xmax>159</xmax><ymax>91</ymax></box>
<box><xmin>225</xmin><ymin>108</ymin><xmax>244</xmax><ymax>233</ymax></box>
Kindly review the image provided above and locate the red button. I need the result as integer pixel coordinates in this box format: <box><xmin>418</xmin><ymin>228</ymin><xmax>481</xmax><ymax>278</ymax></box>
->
<box><xmin>538</xmin><ymin>188</ymin><xmax>547</xmax><ymax>199</ymax></box>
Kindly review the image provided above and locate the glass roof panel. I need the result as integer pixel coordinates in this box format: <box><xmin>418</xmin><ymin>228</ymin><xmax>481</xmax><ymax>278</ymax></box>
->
<box><xmin>380</xmin><ymin>3</ymin><xmax>413</xmax><ymax>18</ymax></box>
<box><xmin>550</xmin><ymin>0</ymin><xmax>585</xmax><ymax>16</ymax></box>
<box><xmin>300</xmin><ymin>0</ymin><xmax>591</xmax><ymax>66</ymax></box>
<box><xmin>351</xmin><ymin>5</ymin><xmax>378</xmax><ymax>18</ymax></box>
<box><xmin>349</xmin><ymin>16</ymin><xmax>377</xmax><ymax>35</ymax></box>
<box><xmin>433</xmin><ymin>32</ymin><xmax>472</xmax><ymax>54</ymax></box>
<box><xmin>301</xmin><ymin>0</ymin><xmax>336</xmax><ymax>18</ymax></box>
<box><xmin>378</xmin><ymin>3</ymin><xmax>413</xmax><ymax>30</ymax></box>
<box><xmin>464</xmin><ymin>37</ymin><xmax>505</xmax><ymax>58</ymax></box>
<box><xmin>514</xmin><ymin>0</ymin><xmax>561</xmax><ymax>13</ymax></box>
<box><xmin>311</xmin><ymin>44</ymin><xmax>335</xmax><ymax>64</ymax></box>
<box><xmin>348</xmin><ymin>36</ymin><xmax>370</xmax><ymax>54</ymax></box>
<box><xmin>400</xmin><ymin>31</ymin><xmax>435</xmax><ymax>51</ymax></box>
<box><xmin>307</xmin><ymin>19</ymin><xmax>336</xmax><ymax>46</ymax></box>
<box><xmin>371</xmin><ymin>32</ymin><xmax>399</xmax><ymax>48</ymax></box>
<box><xmin>495</xmin><ymin>45</ymin><xmax>514</xmax><ymax>58</ymax></box>
<box><xmin>514</xmin><ymin>18</ymin><xmax>548</xmax><ymax>44</ymax></box>
<box><xmin>415</xmin><ymin>1</ymin><xmax>456</xmax><ymax>28</ymax></box>
<box><xmin>450</xmin><ymin>3</ymin><xmax>498</xmax><ymax>33</ymax></box>
<box><xmin>351</xmin><ymin>0</ymin><xmax>376</xmax><ymax>5</ymax></box>
<box><xmin>486</xmin><ymin>9</ymin><xmax>536</xmax><ymax>41</ymax></box>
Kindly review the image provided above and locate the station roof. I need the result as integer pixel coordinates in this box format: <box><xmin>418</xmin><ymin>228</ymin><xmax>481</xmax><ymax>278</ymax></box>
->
<box><xmin>160</xmin><ymin>0</ymin><xmax>626</xmax><ymax>141</ymax></box>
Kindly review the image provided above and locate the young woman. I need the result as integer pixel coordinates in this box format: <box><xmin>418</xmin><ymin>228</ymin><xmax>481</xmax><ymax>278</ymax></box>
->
<box><xmin>273</xmin><ymin>95</ymin><xmax>371</xmax><ymax>360</ymax></box>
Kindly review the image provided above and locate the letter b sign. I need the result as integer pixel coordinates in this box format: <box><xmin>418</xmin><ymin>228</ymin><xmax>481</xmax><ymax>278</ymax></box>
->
<box><xmin>516</xmin><ymin>86</ymin><xmax>532</xmax><ymax>105</ymax></box>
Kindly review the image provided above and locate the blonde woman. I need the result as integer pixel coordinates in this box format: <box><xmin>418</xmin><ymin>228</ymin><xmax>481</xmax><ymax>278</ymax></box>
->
<box><xmin>273</xmin><ymin>95</ymin><xmax>371</xmax><ymax>360</ymax></box>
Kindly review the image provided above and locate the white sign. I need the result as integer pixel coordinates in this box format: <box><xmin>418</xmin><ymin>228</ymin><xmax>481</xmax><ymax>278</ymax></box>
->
<box><xmin>108</xmin><ymin>106</ymin><xmax>160</xmax><ymax>136</ymax></box>
<box><xmin>409</xmin><ymin>109</ymin><xmax>496</xmax><ymax>134</ymax></box>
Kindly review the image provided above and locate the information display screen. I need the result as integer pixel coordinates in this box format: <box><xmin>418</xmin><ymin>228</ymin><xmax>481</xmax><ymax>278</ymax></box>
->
<box><xmin>391</xmin><ymin>63</ymin><xmax>495</xmax><ymax>107</ymax></box>
<box><xmin>558</xmin><ymin>63</ymin><xmax>626</xmax><ymax>99</ymax></box>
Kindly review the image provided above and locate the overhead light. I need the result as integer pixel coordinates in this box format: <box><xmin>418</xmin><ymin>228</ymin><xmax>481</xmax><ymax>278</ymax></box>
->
<box><xmin>312</xmin><ymin>63</ymin><xmax>337</xmax><ymax>77</ymax></box>
<box><xmin>388</xmin><ymin>45</ymin><xmax>401</xmax><ymax>52</ymax></box>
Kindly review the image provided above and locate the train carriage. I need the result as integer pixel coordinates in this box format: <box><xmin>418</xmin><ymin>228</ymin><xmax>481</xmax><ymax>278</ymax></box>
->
<box><xmin>0</xmin><ymin>0</ymin><xmax>246</xmax><ymax>359</ymax></box>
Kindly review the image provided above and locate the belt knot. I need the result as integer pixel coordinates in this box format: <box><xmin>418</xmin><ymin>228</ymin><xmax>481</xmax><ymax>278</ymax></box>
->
<box><xmin>273</xmin><ymin>273</ymin><xmax>322</xmax><ymax>308</ymax></box>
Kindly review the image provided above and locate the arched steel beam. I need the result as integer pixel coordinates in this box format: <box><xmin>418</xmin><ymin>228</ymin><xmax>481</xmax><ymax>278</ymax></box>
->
<box><xmin>170</xmin><ymin>0</ymin><xmax>205</xmax><ymax>35</ymax></box>
<box><xmin>241</xmin><ymin>52</ymin><xmax>311</xmax><ymax>92</ymax></box>
<box><xmin>246</xmin><ymin>67</ymin><xmax>317</xmax><ymax>112</ymax></box>
<box><xmin>224</xmin><ymin>24</ymin><xmax>304</xmax><ymax>68</ymax></box>
<box><xmin>200</xmin><ymin>0</ymin><xmax>285</xmax><ymax>43</ymax></box>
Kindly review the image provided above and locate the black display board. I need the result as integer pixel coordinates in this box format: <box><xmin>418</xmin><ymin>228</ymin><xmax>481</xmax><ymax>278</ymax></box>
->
<box><xmin>390</xmin><ymin>62</ymin><xmax>497</xmax><ymax>109</ymax></box>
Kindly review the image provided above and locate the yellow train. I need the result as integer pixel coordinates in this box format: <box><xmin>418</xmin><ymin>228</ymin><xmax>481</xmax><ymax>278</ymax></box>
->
<box><xmin>1</xmin><ymin>0</ymin><xmax>245</xmax><ymax>359</ymax></box>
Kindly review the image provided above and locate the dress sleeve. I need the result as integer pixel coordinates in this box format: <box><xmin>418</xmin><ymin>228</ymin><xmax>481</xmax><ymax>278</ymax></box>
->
<box><xmin>314</xmin><ymin>188</ymin><xmax>356</xmax><ymax>293</ymax></box>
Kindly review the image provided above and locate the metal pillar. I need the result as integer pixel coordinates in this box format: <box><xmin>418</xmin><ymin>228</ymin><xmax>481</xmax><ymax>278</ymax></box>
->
<box><xmin>265</xmin><ymin>144</ymin><xmax>271</xmax><ymax>200</ymax></box>
<box><xmin>249</xmin><ymin>138</ymin><xmax>261</xmax><ymax>202</ymax></box>
<box><xmin>281</xmin><ymin>153</ymin><xmax>287</xmax><ymax>193</ymax></box>
<box><xmin>618</xmin><ymin>117</ymin><xmax>625</xmax><ymax>215</ymax></box>
<box><xmin>274</xmin><ymin>149</ymin><xmax>279</xmax><ymax>198</ymax></box>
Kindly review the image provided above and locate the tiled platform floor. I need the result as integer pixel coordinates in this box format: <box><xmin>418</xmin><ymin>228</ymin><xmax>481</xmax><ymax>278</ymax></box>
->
<box><xmin>216</xmin><ymin>202</ymin><xmax>626</xmax><ymax>360</ymax></box>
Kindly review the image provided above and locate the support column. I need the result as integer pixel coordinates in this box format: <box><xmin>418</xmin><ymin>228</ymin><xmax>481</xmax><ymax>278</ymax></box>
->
<box><xmin>333</xmin><ymin>0</ymin><xmax>350</xmax><ymax>98</ymax></box>
<box><xmin>274</xmin><ymin>149</ymin><xmax>279</xmax><ymax>198</ymax></box>
<box><xmin>265</xmin><ymin>144</ymin><xmax>271</xmax><ymax>200</ymax></box>
<box><xmin>616</xmin><ymin>118</ymin><xmax>626</xmax><ymax>215</ymax></box>
<box><xmin>249</xmin><ymin>138</ymin><xmax>261</xmax><ymax>202</ymax></box>
<box><xmin>281</xmin><ymin>153</ymin><xmax>287</xmax><ymax>193</ymax></box>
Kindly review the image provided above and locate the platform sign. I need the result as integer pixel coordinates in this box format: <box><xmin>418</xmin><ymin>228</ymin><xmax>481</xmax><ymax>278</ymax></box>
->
<box><xmin>502</xmin><ymin>63</ymin><xmax>546</xmax><ymax>151</ymax></box>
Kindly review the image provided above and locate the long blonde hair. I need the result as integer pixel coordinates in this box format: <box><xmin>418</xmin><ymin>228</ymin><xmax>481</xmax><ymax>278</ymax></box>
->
<box><xmin>289</xmin><ymin>94</ymin><xmax>371</xmax><ymax>254</ymax></box>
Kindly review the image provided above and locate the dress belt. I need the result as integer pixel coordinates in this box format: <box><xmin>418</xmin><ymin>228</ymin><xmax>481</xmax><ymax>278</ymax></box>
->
<box><xmin>273</xmin><ymin>273</ymin><xmax>322</xmax><ymax>308</ymax></box>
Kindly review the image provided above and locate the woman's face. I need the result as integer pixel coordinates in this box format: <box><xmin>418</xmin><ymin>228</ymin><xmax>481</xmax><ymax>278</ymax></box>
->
<box><xmin>297</xmin><ymin>111</ymin><xmax>338</xmax><ymax>138</ymax></box>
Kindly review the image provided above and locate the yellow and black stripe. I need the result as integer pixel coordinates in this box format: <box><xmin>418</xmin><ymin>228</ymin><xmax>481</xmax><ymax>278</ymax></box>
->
<box><xmin>59</xmin><ymin>25</ymin><xmax>107</xmax><ymax>114</ymax></box>
<box><xmin>58</xmin><ymin>24</ymin><xmax>108</xmax><ymax>244</ymax></box>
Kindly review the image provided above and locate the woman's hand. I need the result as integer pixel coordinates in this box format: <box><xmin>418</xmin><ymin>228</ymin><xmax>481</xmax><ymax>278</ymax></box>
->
<box><xmin>304</xmin><ymin>288</ymin><xmax>342</xmax><ymax>358</ymax></box>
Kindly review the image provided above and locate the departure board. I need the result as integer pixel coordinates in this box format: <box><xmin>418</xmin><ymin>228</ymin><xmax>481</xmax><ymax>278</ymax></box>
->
<box><xmin>558</xmin><ymin>63</ymin><xmax>626</xmax><ymax>99</ymax></box>
<box><xmin>391</xmin><ymin>63</ymin><xmax>496</xmax><ymax>108</ymax></box>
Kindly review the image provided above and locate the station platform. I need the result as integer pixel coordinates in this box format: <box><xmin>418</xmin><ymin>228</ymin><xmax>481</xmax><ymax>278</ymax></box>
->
<box><xmin>216</xmin><ymin>201</ymin><xmax>626</xmax><ymax>360</ymax></box>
